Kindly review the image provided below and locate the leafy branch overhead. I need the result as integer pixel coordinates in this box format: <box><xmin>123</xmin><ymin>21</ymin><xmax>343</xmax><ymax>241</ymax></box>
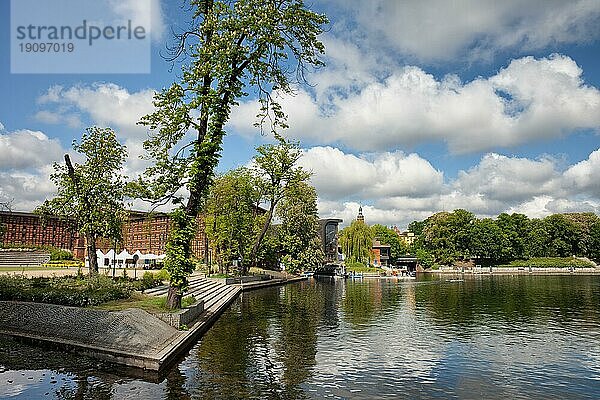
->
<box><xmin>136</xmin><ymin>0</ymin><xmax>328</xmax><ymax>308</ymax></box>
<box><xmin>138</xmin><ymin>0</ymin><xmax>328</xmax><ymax>214</ymax></box>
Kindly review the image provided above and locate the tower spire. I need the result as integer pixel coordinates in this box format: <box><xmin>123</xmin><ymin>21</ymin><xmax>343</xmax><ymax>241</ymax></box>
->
<box><xmin>357</xmin><ymin>205</ymin><xmax>364</xmax><ymax>222</ymax></box>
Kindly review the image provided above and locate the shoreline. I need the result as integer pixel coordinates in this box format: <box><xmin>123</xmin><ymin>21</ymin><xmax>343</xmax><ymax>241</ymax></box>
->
<box><xmin>427</xmin><ymin>267</ymin><xmax>600</xmax><ymax>275</ymax></box>
<box><xmin>0</xmin><ymin>275</ymin><xmax>307</xmax><ymax>372</ymax></box>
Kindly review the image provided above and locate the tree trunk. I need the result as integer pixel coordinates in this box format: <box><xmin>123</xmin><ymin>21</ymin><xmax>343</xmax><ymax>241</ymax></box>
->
<box><xmin>166</xmin><ymin>286</ymin><xmax>181</xmax><ymax>309</ymax></box>
<box><xmin>86</xmin><ymin>233</ymin><xmax>98</xmax><ymax>275</ymax></box>
<box><xmin>250</xmin><ymin>202</ymin><xmax>276</xmax><ymax>267</ymax></box>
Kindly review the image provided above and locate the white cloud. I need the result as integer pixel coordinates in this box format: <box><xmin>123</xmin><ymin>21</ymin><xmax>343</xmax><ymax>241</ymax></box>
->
<box><xmin>299</xmin><ymin>147</ymin><xmax>444</xmax><ymax>201</ymax></box>
<box><xmin>306</xmin><ymin>146</ymin><xmax>600</xmax><ymax>228</ymax></box>
<box><xmin>0</xmin><ymin>129</ymin><xmax>64</xmax><ymax>170</ymax></box>
<box><xmin>454</xmin><ymin>153</ymin><xmax>561</xmax><ymax>202</ymax></box>
<box><xmin>231</xmin><ymin>55</ymin><xmax>600</xmax><ymax>154</ymax></box>
<box><xmin>0</xmin><ymin>128</ymin><xmax>64</xmax><ymax>211</ymax></box>
<box><xmin>108</xmin><ymin>0</ymin><xmax>166</xmax><ymax>42</ymax></box>
<box><xmin>37</xmin><ymin>83</ymin><xmax>156</xmax><ymax>140</ymax></box>
<box><xmin>563</xmin><ymin>149</ymin><xmax>600</xmax><ymax>197</ymax></box>
<box><xmin>328</xmin><ymin>0</ymin><xmax>600</xmax><ymax>62</ymax></box>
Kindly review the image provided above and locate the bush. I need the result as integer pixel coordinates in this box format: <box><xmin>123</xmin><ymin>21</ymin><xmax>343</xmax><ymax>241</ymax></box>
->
<box><xmin>49</xmin><ymin>248</ymin><xmax>73</xmax><ymax>261</ymax></box>
<box><xmin>136</xmin><ymin>271</ymin><xmax>164</xmax><ymax>292</ymax></box>
<box><xmin>0</xmin><ymin>275</ymin><xmax>133</xmax><ymax>307</ymax></box>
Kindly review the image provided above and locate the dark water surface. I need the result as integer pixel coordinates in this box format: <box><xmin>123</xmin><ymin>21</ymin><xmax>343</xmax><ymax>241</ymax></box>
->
<box><xmin>2</xmin><ymin>275</ymin><xmax>600</xmax><ymax>399</ymax></box>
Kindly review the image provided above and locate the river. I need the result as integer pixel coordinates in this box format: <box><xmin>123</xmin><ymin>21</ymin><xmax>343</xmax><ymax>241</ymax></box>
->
<box><xmin>2</xmin><ymin>274</ymin><xmax>600</xmax><ymax>399</ymax></box>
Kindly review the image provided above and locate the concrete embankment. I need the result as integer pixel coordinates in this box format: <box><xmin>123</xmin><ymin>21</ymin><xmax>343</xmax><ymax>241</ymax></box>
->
<box><xmin>0</xmin><ymin>273</ymin><xmax>306</xmax><ymax>371</ymax></box>
<box><xmin>431</xmin><ymin>267</ymin><xmax>600</xmax><ymax>275</ymax></box>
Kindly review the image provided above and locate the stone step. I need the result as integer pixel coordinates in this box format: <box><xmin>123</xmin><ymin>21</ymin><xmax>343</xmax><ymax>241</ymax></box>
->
<box><xmin>195</xmin><ymin>284</ymin><xmax>237</xmax><ymax>310</ymax></box>
<box><xmin>145</xmin><ymin>277</ymin><xmax>223</xmax><ymax>298</ymax></box>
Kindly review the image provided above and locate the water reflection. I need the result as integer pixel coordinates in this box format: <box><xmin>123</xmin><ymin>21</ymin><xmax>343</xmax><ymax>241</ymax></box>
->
<box><xmin>2</xmin><ymin>275</ymin><xmax>600</xmax><ymax>398</ymax></box>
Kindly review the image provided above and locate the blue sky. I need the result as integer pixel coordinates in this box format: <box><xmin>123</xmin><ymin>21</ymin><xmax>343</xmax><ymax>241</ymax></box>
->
<box><xmin>1</xmin><ymin>0</ymin><xmax>600</xmax><ymax>228</ymax></box>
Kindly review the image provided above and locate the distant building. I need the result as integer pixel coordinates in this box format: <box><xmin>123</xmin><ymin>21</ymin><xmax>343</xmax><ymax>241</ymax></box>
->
<box><xmin>0</xmin><ymin>211</ymin><xmax>85</xmax><ymax>258</ymax></box>
<box><xmin>371</xmin><ymin>238</ymin><xmax>391</xmax><ymax>267</ymax></box>
<box><xmin>393</xmin><ymin>226</ymin><xmax>416</xmax><ymax>246</ymax></box>
<box><xmin>357</xmin><ymin>206</ymin><xmax>365</xmax><ymax>222</ymax></box>
<box><xmin>0</xmin><ymin>210</ymin><xmax>209</xmax><ymax>262</ymax></box>
<box><xmin>319</xmin><ymin>218</ymin><xmax>343</xmax><ymax>263</ymax></box>
<box><xmin>2</xmin><ymin>209</ymin><xmax>341</xmax><ymax>268</ymax></box>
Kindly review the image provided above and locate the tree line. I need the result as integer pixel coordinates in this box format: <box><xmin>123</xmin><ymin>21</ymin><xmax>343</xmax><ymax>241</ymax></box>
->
<box><xmin>408</xmin><ymin>209</ymin><xmax>600</xmax><ymax>267</ymax></box>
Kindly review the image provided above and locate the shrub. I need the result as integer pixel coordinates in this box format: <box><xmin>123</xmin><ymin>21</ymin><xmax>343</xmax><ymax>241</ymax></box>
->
<box><xmin>136</xmin><ymin>271</ymin><xmax>164</xmax><ymax>292</ymax></box>
<box><xmin>49</xmin><ymin>248</ymin><xmax>73</xmax><ymax>261</ymax></box>
<box><xmin>0</xmin><ymin>275</ymin><xmax>133</xmax><ymax>307</ymax></box>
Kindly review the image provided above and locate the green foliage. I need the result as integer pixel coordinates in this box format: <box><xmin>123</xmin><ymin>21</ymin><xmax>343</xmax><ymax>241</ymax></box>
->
<box><xmin>49</xmin><ymin>248</ymin><xmax>73</xmax><ymax>261</ymax></box>
<box><xmin>35</xmin><ymin>127</ymin><xmax>128</xmax><ymax>274</ymax></box>
<box><xmin>421</xmin><ymin>210</ymin><xmax>475</xmax><ymax>265</ymax></box>
<box><xmin>164</xmin><ymin>208</ymin><xmax>198</xmax><ymax>298</ymax></box>
<box><xmin>469</xmin><ymin>218</ymin><xmax>510</xmax><ymax>262</ymax></box>
<box><xmin>0</xmin><ymin>275</ymin><xmax>132</xmax><ymax>306</ymax></box>
<box><xmin>345</xmin><ymin>262</ymin><xmax>381</xmax><ymax>273</ymax></box>
<box><xmin>339</xmin><ymin>220</ymin><xmax>375</xmax><ymax>265</ymax></box>
<box><xmin>138</xmin><ymin>271</ymin><xmax>165</xmax><ymax>292</ymax></box>
<box><xmin>371</xmin><ymin>224</ymin><xmax>409</xmax><ymax>264</ymax></box>
<box><xmin>277</xmin><ymin>181</ymin><xmax>324</xmax><ymax>274</ymax></box>
<box><xmin>250</xmin><ymin>136</ymin><xmax>311</xmax><ymax>266</ymax></box>
<box><xmin>416</xmin><ymin>248</ymin><xmax>435</xmax><ymax>269</ymax></box>
<box><xmin>409</xmin><ymin>210</ymin><xmax>599</xmax><ymax>266</ymax></box>
<box><xmin>136</xmin><ymin>1</ymin><xmax>327</xmax><ymax>304</ymax></box>
<box><xmin>204</xmin><ymin>168</ymin><xmax>261</xmax><ymax>272</ymax></box>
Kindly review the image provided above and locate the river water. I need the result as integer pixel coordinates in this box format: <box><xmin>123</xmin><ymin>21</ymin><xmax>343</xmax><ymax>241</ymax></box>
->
<box><xmin>2</xmin><ymin>274</ymin><xmax>600</xmax><ymax>399</ymax></box>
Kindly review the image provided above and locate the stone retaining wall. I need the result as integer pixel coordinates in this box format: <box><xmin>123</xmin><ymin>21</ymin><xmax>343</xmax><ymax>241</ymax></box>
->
<box><xmin>155</xmin><ymin>300</ymin><xmax>204</xmax><ymax>328</ymax></box>
<box><xmin>0</xmin><ymin>301</ymin><xmax>180</xmax><ymax>355</ymax></box>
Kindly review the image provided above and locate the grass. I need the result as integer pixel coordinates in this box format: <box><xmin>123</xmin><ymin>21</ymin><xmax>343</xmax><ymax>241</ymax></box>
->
<box><xmin>95</xmin><ymin>293</ymin><xmax>198</xmax><ymax>313</ymax></box>
<box><xmin>209</xmin><ymin>273</ymin><xmax>234</xmax><ymax>279</ymax></box>
<box><xmin>0</xmin><ymin>266</ymin><xmax>68</xmax><ymax>271</ymax></box>
<box><xmin>345</xmin><ymin>263</ymin><xmax>383</xmax><ymax>273</ymax></box>
<box><xmin>498</xmin><ymin>257</ymin><xmax>596</xmax><ymax>268</ymax></box>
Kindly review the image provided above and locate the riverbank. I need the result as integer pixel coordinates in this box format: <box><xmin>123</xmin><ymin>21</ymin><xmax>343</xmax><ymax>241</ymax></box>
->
<box><xmin>0</xmin><ymin>273</ymin><xmax>306</xmax><ymax>371</ymax></box>
<box><xmin>430</xmin><ymin>266</ymin><xmax>600</xmax><ymax>274</ymax></box>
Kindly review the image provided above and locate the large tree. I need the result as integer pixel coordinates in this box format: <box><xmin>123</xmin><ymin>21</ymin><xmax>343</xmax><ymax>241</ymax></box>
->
<box><xmin>204</xmin><ymin>168</ymin><xmax>261</xmax><ymax>273</ymax></box>
<box><xmin>138</xmin><ymin>0</ymin><xmax>327</xmax><ymax>308</ymax></box>
<box><xmin>249</xmin><ymin>136</ymin><xmax>309</xmax><ymax>268</ymax></box>
<box><xmin>36</xmin><ymin>127</ymin><xmax>128</xmax><ymax>275</ymax></box>
<box><xmin>277</xmin><ymin>181</ymin><xmax>324</xmax><ymax>274</ymax></box>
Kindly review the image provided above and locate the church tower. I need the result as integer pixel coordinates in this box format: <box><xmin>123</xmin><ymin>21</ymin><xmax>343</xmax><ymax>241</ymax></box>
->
<box><xmin>357</xmin><ymin>206</ymin><xmax>365</xmax><ymax>223</ymax></box>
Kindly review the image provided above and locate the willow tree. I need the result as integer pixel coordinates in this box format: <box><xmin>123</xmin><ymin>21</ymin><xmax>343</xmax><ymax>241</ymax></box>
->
<box><xmin>339</xmin><ymin>220</ymin><xmax>374</xmax><ymax>265</ymax></box>
<box><xmin>138</xmin><ymin>0</ymin><xmax>327</xmax><ymax>308</ymax></box>
<box><xmin>35</xmin><ymin>127</ymin><xmax>128</xmax><ymax>275</ymax></box>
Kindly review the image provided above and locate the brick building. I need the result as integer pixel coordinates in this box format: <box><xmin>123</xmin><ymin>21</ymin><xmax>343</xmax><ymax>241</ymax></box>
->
<box><xmin>1</xmin><ymin>210</ymin><xmax>209</xmax><ymax>262</ymax></box>
<box><xmin>0</xmin><ymin>211</ymin><xmax>85</xmax><ymax>258</ymax></box>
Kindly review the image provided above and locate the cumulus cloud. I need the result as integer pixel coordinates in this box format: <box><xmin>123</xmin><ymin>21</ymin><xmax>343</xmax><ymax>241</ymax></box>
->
<box><xmin>0</xmin><ymin>129</ymin><xmax>67</xmax><ymax>211</ymax></box>
<box><xmin>328</xmin><ymin>0</ymin><xmax>600</xmax><ymax>62</ymax></box>
<box><xmin>563</xmin><ymin>149</ymin><xmax>600</xmax><ymax>197</ymax></box>
<box><xmin>304</xmin><ymin>146</ymin><xmax>600</xmax><ymax>228</ymax></box>
<box><xmin>108</xmin><ymin>0</ymin><xmax>166</xmax><ymax>42</ymax></box>
<box><xmin>0</xmin><ymin>130</ymin><xmax>64</xmax><ymax>170</ymax></box>
<box><xmin>230</xmin><ymin>55</ymin><xmax>600</xmax><ymax>154</ymax></box>
<box><xmin>299</xmin><ymin>147</ymin><xmax>443</xmax><ymax>200</ymax></box>
<box><xmin>37</xmin><ymin>83</ymin><xmax>156</xmax><ymax>140</ymax></box>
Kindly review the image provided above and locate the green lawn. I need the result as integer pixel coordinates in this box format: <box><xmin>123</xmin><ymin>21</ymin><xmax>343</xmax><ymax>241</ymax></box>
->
<box><xmin>0</xmin><ymin>266</ymin><xmax>69</xmax><ymax>271</ymax></box>
<box><xmin>345</xmin><ymin>263</ymin><xmax>383</xmax><ymax>273</ymax></box>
